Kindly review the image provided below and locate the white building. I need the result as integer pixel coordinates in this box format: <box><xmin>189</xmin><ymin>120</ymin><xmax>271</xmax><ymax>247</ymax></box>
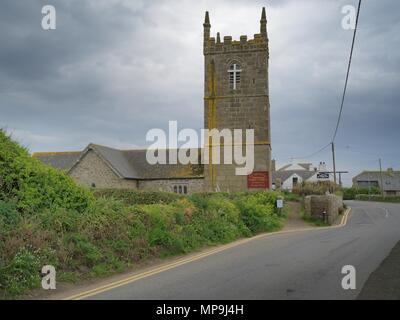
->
<box><xmin>272</xmin><ymin>161</ymin><xmax>333</xmax><ymax>191</ymax></box>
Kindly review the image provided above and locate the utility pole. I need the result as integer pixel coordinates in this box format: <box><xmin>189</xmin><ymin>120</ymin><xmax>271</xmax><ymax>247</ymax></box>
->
<box><xmin>379</xmin><ymin>158</ymin><xmax>384</xmax><ymax>198</ymax></box>
<box><xmin>331</xmin><ymin>142</ymin><xmax>337</xmax><ymax>189</ymax></box>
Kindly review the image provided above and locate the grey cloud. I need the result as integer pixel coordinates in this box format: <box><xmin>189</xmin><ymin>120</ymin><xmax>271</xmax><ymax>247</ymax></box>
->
<box><xmin>0</xmin><ymin>0</ymin><xmax>399</xmax><ymax>186</ymax></box>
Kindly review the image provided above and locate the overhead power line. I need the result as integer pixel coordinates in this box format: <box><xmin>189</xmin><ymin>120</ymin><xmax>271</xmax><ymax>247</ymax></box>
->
<box><xmin>332</xmin><ymin>0</ymin><xmax>362</xmax><ymax>142</ymax></box>
<box><xmin>290</xmin><ymin>142</ymin><xmax>331</xmax><ymax>161</ymax></box>
<box><xmin>290</xmin><ymin>0</ymin><xmax>362</xmax><ymax>168</ymax></box>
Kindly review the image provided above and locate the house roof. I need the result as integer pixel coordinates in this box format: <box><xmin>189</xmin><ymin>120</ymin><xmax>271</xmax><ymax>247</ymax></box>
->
<box><xmin>32</xmin><ymin>151</ymin><xmax>81</xmax><ymax>171</ymax></box>
<box><xmin>33</xmin><ymin>144</ymin><xmax>204</xmax><ymax>180</ymax></box>
<box><xmin>277</xmin><ymin>163</ymin><xmax>313</xmax><ymax>171</ymax></box>
<box><xmin>353</xmin><ymin>170</ymin><xmax>400</xmax><ymax>191</ymax></box>
<box><xmin>272</xmin><ymin>170</ymin><xmax>316</xmax><ymax>183</ymax></box>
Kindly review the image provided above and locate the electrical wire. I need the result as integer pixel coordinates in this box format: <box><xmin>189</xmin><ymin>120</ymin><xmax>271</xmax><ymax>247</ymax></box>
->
<box><xmin>289</xmin><ymin>0</ymin><xmax>362</xmax><ymax>161</ymax></box>
<box><xmin>332</xmin><ymin>0</ymin><xmax>362</xmax><ymax>142</ymax></box>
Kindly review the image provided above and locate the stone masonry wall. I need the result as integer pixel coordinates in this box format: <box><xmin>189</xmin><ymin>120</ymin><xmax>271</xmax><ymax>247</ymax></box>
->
<box><xmin>138</xmin><ymin>178</ymin><xmax>204</xmax><ymax>194</ymax></box>
<box><xmin>203</xmin><ymin>144</ymin><xmax>270</xmax><ymax>192</ymax></box>
<box><xmin>304</xmin><ymin>194</ymin><xmax>344</xmax><ymax>224</ymax></box>
<box><xmin>69</xmin><ymin>149</ymin><xmax>138</xmax><ymax>189</ymax></box>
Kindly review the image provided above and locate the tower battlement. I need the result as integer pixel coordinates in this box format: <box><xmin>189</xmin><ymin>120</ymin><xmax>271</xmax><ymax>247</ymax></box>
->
<box><xmin>203</xmin><ymin>7</ymin><xmax>268</xmax><ymax>55</ymax></box>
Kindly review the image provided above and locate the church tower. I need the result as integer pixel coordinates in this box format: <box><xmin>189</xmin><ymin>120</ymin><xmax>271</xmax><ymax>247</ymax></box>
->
<box><xmin>203</xmin><ymin>7</ymin><xmax>272</xmax><ymax>192</ymax></box>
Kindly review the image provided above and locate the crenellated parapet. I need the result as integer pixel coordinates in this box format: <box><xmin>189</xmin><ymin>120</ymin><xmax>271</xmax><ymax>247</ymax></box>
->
<box><xmin>203</xmin><ymin>7</ymin><xmax>269</xmax><ymax>55</ymax></box>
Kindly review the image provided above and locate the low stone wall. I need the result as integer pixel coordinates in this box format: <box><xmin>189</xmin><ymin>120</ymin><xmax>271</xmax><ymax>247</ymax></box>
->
<box><xmin>304</xmin><ymin>194</ymin><xmax>343</xmax><ymax>224</ymax></box>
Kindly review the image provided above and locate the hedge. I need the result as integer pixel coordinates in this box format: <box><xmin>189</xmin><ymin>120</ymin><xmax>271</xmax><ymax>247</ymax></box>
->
<box><xmin>342</xmin><ymin>187</ymin><xmax>380</xmax><ymax>200</ymax></box>
<box><xmin>0</xmin><ymin>130</ymin><xmax>287</xmax><ymax>298</ymax></box>
<box><xmin>355</xmin><ymin>194</ymin><xmax>400</xmax><ymax>203</ymax></box>
<box><xmin>93</xmin><ymin>188</ymin><xmax>183</xmax><ymax>205</ymax></box>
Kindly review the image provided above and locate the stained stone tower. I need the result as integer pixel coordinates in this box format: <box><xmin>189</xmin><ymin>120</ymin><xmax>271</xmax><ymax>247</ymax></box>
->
<box><xmin>203</xmin><ymin>7</ymin><xmax>272</xmax><ymax>192</ymax></box>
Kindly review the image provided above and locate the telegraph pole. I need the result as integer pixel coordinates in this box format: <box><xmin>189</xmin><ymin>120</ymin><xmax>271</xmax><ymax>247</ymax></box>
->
<box><xmin>331</xmin><ymin>142</ymin><xmax>337</xmax><ymax>188</ymax></box>
<box><xmin>379</xmin><ymin>158</ymin><xmax>384</xmax><ymax>197</ymax></box>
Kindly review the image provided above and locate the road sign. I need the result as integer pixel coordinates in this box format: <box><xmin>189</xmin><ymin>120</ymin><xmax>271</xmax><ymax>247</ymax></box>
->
<box><xmin>277</xmin><ymin>199</ymin><xmax>283</xmax><ymax>209</ymax></box>
<box><xmin>317</xmin><ymin>172</ymin><xmax>330</xmax><ymax>179</ymax></box>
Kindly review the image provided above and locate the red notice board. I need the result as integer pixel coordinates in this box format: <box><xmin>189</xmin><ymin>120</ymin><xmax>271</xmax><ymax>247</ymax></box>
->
<box><xmin>247</xmin><ymin>171</ymin><xmax>269</xmax><ymax>189</ymax></box>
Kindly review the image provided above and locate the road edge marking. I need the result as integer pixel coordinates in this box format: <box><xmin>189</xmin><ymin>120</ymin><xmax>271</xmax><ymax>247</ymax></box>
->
<box><xmin>64</xmin><ymin>207</ymin><xmax>352</xmax><ymax>300</ymax></box>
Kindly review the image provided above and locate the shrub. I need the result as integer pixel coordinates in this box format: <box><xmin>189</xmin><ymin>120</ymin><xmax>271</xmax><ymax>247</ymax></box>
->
<box><xmin>355</xmin><ymin>194</ymin><xmax>400</xmax><ymax>203</ymax></box>
<box><xmin>0</xmin><ymin>200</ymin><xmax>21</xmax><ymax>231</ymax></box>
<box><xmin>282</xmin><ymin>192</ymin><xmax>302</xmax><ymax>202</ymax></box>
<box><xmin>235</xmin><ymin>192</ymin><xmax>283</xmax><ymax>233</ymax></box>
<box><xmin>191</xmin><ymin>194</ymin><xmax>250</xmax><ymax>243</ymax></box>
<box><xmin>0</xmin><ymin>246</ymin><xmax>53</xmax><ymax>297</ymax></box>
<box><xmin>93</xmin><ymin>188</ymin><xmax>182</xmax><ymax>205</ymax></box>
<box><xmin>342</xmin><ymin>187</ymin><xmax>380</xmax><ymax>200</ymax></box>
<box><xmin>293</xmin><ymin>181</ymin><xmax>339</xmax><ymax>196</ymax></box>
<box><xmin>0</xmin><ymin>130</ymin><xmax>287</xmax><ymax>297</ymax></box>
<box><xmin>0</xmin><ymin>129</ymin><xmax>93</xmax><ymax>214</ymax></box>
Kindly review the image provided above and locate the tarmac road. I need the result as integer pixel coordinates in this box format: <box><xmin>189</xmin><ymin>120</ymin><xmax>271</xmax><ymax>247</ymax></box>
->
<box><xmin>75</xmin><ymin>201</ymin><xmax>400</xmax><ymax>300</ymax></box>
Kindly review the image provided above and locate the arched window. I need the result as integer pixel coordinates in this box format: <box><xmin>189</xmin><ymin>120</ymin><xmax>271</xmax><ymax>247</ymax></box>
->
<box><xmin>228</xmin><ymin>63</ymin><xmax>242</xmax><ymax>90</ymax></box>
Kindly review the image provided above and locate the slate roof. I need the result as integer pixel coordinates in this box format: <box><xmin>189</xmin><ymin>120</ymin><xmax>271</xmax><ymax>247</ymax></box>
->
<box><xmin>353</xmin><ymin>170</ymin><xmax>400</xmax><ymax>191</ymax></box>
<box><xmin>272</xmin><ymin>170</ymin><xmax>316</xmax><ymax>183</ymax></box>
<box><xmin>32</xmin><ymin>151</ymin><xmax>81</xmax><ymax>171</ymax></box>
<box><xmin>33</xmin><ymin>144</ymin><xmax>204</xmax><ymax>180</ymax></box>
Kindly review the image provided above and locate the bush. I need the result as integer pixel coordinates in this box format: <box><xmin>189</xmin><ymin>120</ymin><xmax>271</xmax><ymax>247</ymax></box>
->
<box><xmin>235</xmin><ymin>192</ymin><xmax>283</xmax><ymax>233</ymax></box>
<box><xmin>0</xmin><ymin>200</ymin><xmax>21</xmax><ymax>231</ymax></box>
<box><xmin>93</xmin><ymin>188</ymin><xmax>183</xmax><ymax>205</ymax></box>
<box><xmin>282</xmin><ymin>192</ymin><xmax>302</xmax><ymax>202</ymax></box>
<box><xmin>0</xmin><ymin>130</ymin><xmax>93</xmax><ymax>214</ymax></box>
<box><xmin>355</xmin><ymin>194</ymin><xmax>400</xmax><ymax>203</ymax></box>
<box><xmin>293</xmin><ymin>181</ymin><xmax>339</xmax><ymax>196</ymax></box>
<box><xmin>1</xmin><ymin>190</ymin><xmax>285</xmax><ymax>297</ymax></box>
<box><xmin>0</xmin><ymin>129</ymin><xmax>287</xmax><ymax>297</ymax></box>
<box><xmin>342</xmin><ymin>187</ymin><xmax>380</xmax><ymax>200</ymax></box>
<box><xmin>0</xmin><ymin>246</ymin><xmax>53</xmax><ymax>297</ymax></box>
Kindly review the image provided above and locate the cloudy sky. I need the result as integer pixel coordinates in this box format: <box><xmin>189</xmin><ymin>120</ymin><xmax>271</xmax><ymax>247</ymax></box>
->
<box><xmin>0</xmin><ymin>0</ymin><xmax>399</xmax><ymax>186</ymax></box>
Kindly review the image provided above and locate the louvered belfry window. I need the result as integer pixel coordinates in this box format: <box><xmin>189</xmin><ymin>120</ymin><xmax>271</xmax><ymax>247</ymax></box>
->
<box><xmin>228</xmin><ymin>63</ymin><xmax>242</xmax><ymax>90</ymax></box>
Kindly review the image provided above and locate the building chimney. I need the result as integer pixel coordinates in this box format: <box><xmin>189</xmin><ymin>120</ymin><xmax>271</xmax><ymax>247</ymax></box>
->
<box><xmin>318</xmin><ymin>161</ymin><xmax>327</xmax><ymax>172</ymax></box>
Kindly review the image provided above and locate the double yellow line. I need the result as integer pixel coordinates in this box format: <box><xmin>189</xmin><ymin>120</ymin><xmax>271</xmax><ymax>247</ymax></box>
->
<box><xmin>64</xmin><ymin>208</ymin><xmax>351</xmax><ymax>300</ymax></box>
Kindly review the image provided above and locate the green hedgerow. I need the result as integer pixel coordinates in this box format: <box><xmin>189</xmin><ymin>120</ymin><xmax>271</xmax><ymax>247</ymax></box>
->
<box><xmin>93</xmin><ymin>188</ymin><xmax>183</xmax><ymax>205</ymax></box>
<box><xmin>0</xmin><ymin>129</ymin><xmax>287</xmax><ymax>297</ymax></box>
<box><xmin>235</xmin><ymin>192</ymin><xmax>283</xmax><ymax>233</ymax></box>
<box><xmin>0</xmin><ymin>246</ymin><xmax>55</xmax><ymax>298</ymax></box>
<box><xmin>0</xmin><ymin>129</ymin><xmax>93</xmax><ymax>214</ymax></box>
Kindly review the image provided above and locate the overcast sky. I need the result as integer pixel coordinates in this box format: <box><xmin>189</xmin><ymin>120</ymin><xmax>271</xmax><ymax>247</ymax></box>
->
<box><xmin>0</xmin><ymin>0</ymin><xmax>399</xmax><ymax>186</ymax></box>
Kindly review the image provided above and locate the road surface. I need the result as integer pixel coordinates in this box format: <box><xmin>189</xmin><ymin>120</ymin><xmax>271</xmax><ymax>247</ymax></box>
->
<box><xmin>78</xmin><ymin>201</ymin><xmax>400</xmax><ymax>300</ymax></box>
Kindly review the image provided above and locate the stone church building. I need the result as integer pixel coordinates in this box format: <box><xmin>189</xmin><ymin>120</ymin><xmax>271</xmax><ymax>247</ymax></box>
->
<box><xmin>34</xmin><ymin>8</ymin><xmax>272</xmax><ymax>194</ymax></box>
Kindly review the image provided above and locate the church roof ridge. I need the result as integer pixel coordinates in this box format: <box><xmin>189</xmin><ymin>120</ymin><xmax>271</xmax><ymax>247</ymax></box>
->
<box><xmin>34</xmin><ymin>143</ymin><xmax>204</xmax><ymax>180</ymax></box>
<box><xmin>32</xmin><ymin>151</ymin><xmax>81</xmax><ymax>157</ymax></box>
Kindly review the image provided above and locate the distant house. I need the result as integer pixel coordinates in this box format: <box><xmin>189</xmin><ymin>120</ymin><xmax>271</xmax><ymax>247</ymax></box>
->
<box><xmin>272</xmin><ymin>161</ymin><xmax>333</xmax><ymax>191</ymax></box>
<box><xmin>353</xmin><ymin>168</ymin><xmax>400</xmax><ymax>196</ymax></box>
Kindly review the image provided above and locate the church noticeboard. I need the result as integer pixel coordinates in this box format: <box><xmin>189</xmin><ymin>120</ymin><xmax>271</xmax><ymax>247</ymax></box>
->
<box><xmin>247</xmin><ymin>171</ymin><xmax>269</xmax><ymax>189</ymax></box>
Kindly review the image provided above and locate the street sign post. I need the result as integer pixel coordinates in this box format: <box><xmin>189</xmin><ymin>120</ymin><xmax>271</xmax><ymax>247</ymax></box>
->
<box><xmin>317</xmin><ymin>172</ymin><xmax>330</xmax><ymax>179</ymax></box>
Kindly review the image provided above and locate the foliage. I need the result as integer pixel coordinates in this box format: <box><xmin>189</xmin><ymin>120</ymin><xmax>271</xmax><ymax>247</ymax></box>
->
<box><xmin>0</xmin><ymin>129</ymin><xmax>93</xmax><ymax>214</ymax></box>
<box><xmin>299</xmin><ymin>206</ymin><xmax>329</xmax><ymax>227</ymax></box>
<box><xmin>292</xmin><ymin>181</ymin><xmax>339</xmax><ymax>196</ymax></box>
<box><xmin>355</xmin><ymin>194</ymin><xmax>400</xmax><ymax>203</ymax></box>
<box><xmin>342</xmin><ymin>187</ymin><xmax>380</xmax><ymax>200</ymax></box>
<box><xmin>234</xmin><ymin>191</ymin><xmax>284</xmax><ymax>233</ymax></box>
<box><xmin>0</xmin><ymin>130</ymin><xmax>286</xmax><ymax>298</ymax></box>
<box><xmin>282</xmin><ymin>192</ymin><xmax>302</xmax><ymax>202</ymax></box>
<box><xmin>93</xmin><ymin>188</ymin><xmax>183</xmax><ymax>205</ymax></box>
